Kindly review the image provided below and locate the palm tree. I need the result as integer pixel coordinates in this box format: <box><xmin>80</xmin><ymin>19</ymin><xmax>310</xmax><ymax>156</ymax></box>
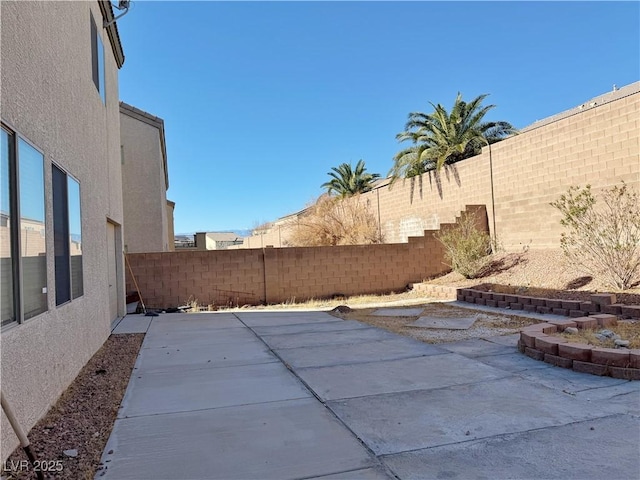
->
<box><xmin>322</xmin><ymin>160</ymin><xmax>381</xmax><ymax>197</ymax></box>
<box><xmin>389</xmin><ymin>93</ymin><xmax>517</xmax><ymax>181</ymax></box>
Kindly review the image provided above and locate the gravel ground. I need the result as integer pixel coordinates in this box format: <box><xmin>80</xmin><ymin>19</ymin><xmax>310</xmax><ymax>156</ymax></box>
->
<box><xmin>2</xmin><ymin>334</ymin><xmax>143</xmax><ymax>480</ymax></box>
<box><xmin>427</xmin><ymin>249</ymin><xmax>640</xmax><ymax>304</ymax></box>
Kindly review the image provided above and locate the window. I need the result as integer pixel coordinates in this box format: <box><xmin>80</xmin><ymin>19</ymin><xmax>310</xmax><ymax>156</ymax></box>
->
<box><xmin>1</xmin><ymin>126</ymin><xmax>48</xmax><ymax>327</ymax></box>
<box><xmin>91</xmin><ymin>15</ymin><xmax>106</xmax><ymax>104</ymax></box>
<box><xmin>53</xmin><ymin>165</ymin><xmax>83</xmax><ymax>305</ymax></box>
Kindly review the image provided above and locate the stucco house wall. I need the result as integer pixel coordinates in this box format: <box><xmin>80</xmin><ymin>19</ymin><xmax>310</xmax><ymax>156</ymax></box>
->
<box><xmin>1</xmin><ymin>1</ymin><xmax>126</xmax><ymax>460</ymax></box>
<box><xmin>120</xmin><ymin>102</ymin><xmax>172</xmax><ymax>253</ymax></box>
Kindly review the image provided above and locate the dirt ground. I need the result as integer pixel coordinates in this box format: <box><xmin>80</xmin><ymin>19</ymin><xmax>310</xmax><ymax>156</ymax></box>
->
<box><xmin>2</xmin><ymin>334</ymin><xmax>143</xmax><ymax>480</ymax></box>
<box><xmin>331</xmin><ymin>302</ymin><xmax>539</xmax><ymax>343</ymax></box>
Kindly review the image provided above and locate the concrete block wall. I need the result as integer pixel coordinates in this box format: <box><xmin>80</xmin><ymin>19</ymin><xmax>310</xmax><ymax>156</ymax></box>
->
<box><xmin>241</xmin><ymin>85</ymin><xmax>639</xmax><ymax>251</ymax></box>
<box><xmin>126</xmin><ymin>205</ymin><xmax>488</xmax><ymax>307</ymax></box>
<box><xmin>126</xmin><ymin>249</ymin><xmax>266</xmax><ymax>308</ymax></box>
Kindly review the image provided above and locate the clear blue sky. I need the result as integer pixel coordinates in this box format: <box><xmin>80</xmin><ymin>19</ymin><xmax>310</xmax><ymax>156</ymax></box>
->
<box><xmin>117</xmin><ymin>1</ymin><xmax>640</xmax><ymax>235</ymax></box>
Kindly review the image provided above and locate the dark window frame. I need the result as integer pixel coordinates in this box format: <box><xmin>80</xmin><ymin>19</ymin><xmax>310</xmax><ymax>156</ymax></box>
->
<box><xmin>52</xmin><ymin>163</ymin><xmax>84</xmax><ymax>306</ymax></box>
<box><xmin>1</xmin><ymin>122</ymin><xmax>48</xmax><ymax>328</ymax></box>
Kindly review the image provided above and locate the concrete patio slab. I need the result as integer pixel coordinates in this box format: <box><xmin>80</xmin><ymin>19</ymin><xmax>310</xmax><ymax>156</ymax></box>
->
<box><xmin>518</xmin><ymin>363</ymin><xmax>631</xmax><ymax>394</ymax></box>
<box><xmin>371</xmin><ymin>307</ymin><xmax>424</xmax><ymax>317</ymax></box>
<box><xmin>382</xmin><ymin>414</ymin><xmax>640</xmax><ymax>480</ymax></box>
<box><xmin>275</xmin><ymin>337</ymin><xmax>446</xmax><ymax>369</ymax></box>
<box><xmin>297</xmin><ymin>353</ymin><xmax>509</xmax><ymax>401</ymax></box>
<box><xmin>328</xmin><ymin>376</ymin><xmax>630</xmax><ymax>455</ymax></box>
<box><xmin>236</xmin><ymin>311</ymin><xmax>340</xmax><ymax>327</ymax></box>
<box><xmin>439</xmin><ymin>338</ymin><xmax>515</xmax><ymax>357</ymax></box>
<box><xmin>142</xmin><ymin>324</ymin><xmax>260</xmax><ymax>349</ymax></box>
<box><xmin>111</xmin><ymin>315</ymin><xmax>151</xmax><ymax>334</ymax></box>
<box><xmin>481</xmin><ymin>333</ymin><xmax>520</xmax><ymax>346</ymax></box>
<box><xmin>149</xmin><ymin>312</ymin><xmax>245</xmax><ymax>331</ymax></box>
<box><xmin>252</xmin><ymin>319</ymin><xmax>369</xmax><ymax>336</ymax></box>
<box><xmin>119</xmin><ymin>362</ymin><xmax>311</xmax><ymax>418</ymax></box>
<box><xmin>101</xmin><ymin>398</ymin><xmax>376</xmax><ymax>480</ymax></box>
<box><xmin>473</xmin><ymin>352</ymin><xmax>553</xmax><ymax>373</ymax></box>
<box><xmin>134</xmin><ymin>342</ymin><xmax>278</xmax><ymax>373</ymax></box>
<box><xmin>408</xmin><ymin>315</ymin><xmax>478</xmax><ymax>330</ymax></box>
<box><xmin>309</xmin><ymin>467</ymin><xmax>394</xmax><ymax>479</ymax></box>
<box><xmin>261</xmin><ymin>327</ymin><xmax>396</xmax><ymax>350</ymax></box>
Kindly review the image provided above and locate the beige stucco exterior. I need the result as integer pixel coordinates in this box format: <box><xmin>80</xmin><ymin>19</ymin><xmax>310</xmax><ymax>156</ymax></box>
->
<box><xmin>120</xmin><ymin>102</ymin><xmax>173</xmax><ymax>253</ymax></box>
<box><xmin>1</xmin><ymin>1</ymin><xmax>126</xmax><ymax>460</ymax></box>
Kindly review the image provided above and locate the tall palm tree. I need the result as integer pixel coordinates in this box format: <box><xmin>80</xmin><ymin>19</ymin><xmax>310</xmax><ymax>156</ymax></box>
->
<box><xmin>389</xmin><ymin>93</ymin><xmax>517</xmax><ymax>181</ymax></box>
<box><xmin>322</xmin><ymin>160</ymin><xmax>381</xmax><ymax>197</ymax></box>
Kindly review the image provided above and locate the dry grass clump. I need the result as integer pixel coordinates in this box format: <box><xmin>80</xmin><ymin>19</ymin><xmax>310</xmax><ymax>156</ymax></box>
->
<box><xmin>556</xmin><ymin>321</ymin><xmax>640</xmax><ymax>349</ymax></box>
<box><xmin>286</xmin><ymin>194</ymin><xmax>383</xmax><ymax>247</ymax></box>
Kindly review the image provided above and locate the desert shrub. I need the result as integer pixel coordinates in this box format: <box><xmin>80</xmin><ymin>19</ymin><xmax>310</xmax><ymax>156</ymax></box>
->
<box><xmin>286</xmin><ymin>195</ymin><xmax>383</xmax><ymax>247</ymax></box>
<box><xmin>435</xmin><ymin>211</ymin><xmax>492</xmax><ymax>279</ymax></box>
<box><xmin>551</xmin><ymin>182</ymin><xmax>640</xmax><ymax>290</ymax></box>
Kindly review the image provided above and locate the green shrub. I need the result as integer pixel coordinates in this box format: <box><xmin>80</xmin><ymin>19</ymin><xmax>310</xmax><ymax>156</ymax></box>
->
<box><xmin>435</xmin><ymin>211</ymin><xmax>492</xmax><ymax>279</ymax></box>
<box><xmin>551</xmin><ymin>182</ymin><xmax>640</xmax><ymax>290</ymax></box>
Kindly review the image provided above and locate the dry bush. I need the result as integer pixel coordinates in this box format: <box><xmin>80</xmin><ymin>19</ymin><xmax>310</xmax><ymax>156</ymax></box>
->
<box><xmin>286</xmin><ymin>195</ymin><xmax>383</xmax><ymax>246</ymax></box>
<box><xmin>551</xmin><ymin>182</ymin><xmax>640</xmax><ymax>290</ymax></box>
<box><xmin>435</xmin><ymin>211</ymin><xmax>492</xmax><ymax>279</ymax></box>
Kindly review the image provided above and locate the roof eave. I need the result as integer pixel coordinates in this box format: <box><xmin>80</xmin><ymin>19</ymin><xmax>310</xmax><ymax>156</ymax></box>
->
<box><xmin>98</xmin><ymin>1</ymin><xmax>125</xmax><ymax>69</ymax></box>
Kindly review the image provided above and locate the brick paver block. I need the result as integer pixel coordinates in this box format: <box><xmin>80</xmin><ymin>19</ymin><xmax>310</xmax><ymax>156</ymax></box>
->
<box><xmin>471</xmin><ymin>290</ymin><xmax>482</xmax><ymax>298</ymax></box>
<box><xmin>591</xmin><ymin>348</ymin><xmax>631</xmax><ymax>367</ymax></box>
<box><xmin>535</xmin><ymin>336</ymin><xmax>568</xmax><ymax>355</ymax></box>
<box><xmin>510</xmin><ymin>303</ymin><xmax>523</xmax><ymax>310</ymax></box>
<box><xmin>561</xmin><ymin>300</ymin><xmax>581</xmax><ymax>311</ymax></box>
<box><xmin>522</xmin><ymin>323</ymin><xmax>558</xmax><ymax>334</ymax></box>
<box><xmin>573</xmin><ymin>361</ymin><xmax>608</xmax><ymax>376</ymax></box>
<box><xmin>580</xmin><ymin>302</ymin><xmax>599</xmax><ymax>313</ymax></box>
<box><xmin>504</xmin><ymin>295</ymin><xmax>518</xmax><ymax>303</ymax></box>
<box><xmin>544</xmin><ymin>353</ymin><xmax>573</xmax><ymax>369</ymax></box>
<box><xmin>520</xmin><ymin>331</ymin><xmax>544</xmax><ymax>348</ymax></box>
<box><xmin>590</xmin><ymin>293</ymin><xmax>617</xmax><ymax>306</ymax></box>
<box><xmin>552</xmin><ymin>308</ymin><xmax>569</xmax><ymax>317</ymax></box>
<box><xmin>497</xmin><ymin>301</ymin><xmax>510</xmax><ymax>308</ymax></box>
<box><xmin>536</xmin><ymin>306</ymin><xmax>551</xmax><ymax>314</ymax></box>
<box><xmin>573</xmin><ymin>317</ymin><xmax>598</xmax><ymax>330</ymax></box>
<box><xmin>485</xmin><ymin>299</ymin><xmax>497</xmax><ymax>307</ymax></box>
<box><xmin>628</xmin><ymin>349</ymin><xmax>640</xmax><ymax>369</ymax></box>
<box><xmin>481</xmin><ymin>292</ymin><xmax>493</xmax><ymax>300</ymax></box>
<box><xmin>602</xmin><ymin>304</ymin><xmax>623</xmax><ymax>315</ymax></box>
<box><xmin>492</xmin><ymin>294</ymin><xmax>505</xmax><ymax>301</ymax></box>
<box><xmin>569</xmin><ymin>310</ymin><xmax>585</xmax><ymax>318</ymax></box>
<box><xmin>465</xmin><ymin>296</ymin><xmax>475</xmax><ymax>303</ymax></box>
<box><xmin>517</xmin><ymin>296</ymin><xmax>533</xmax><ymax>305</ymax></box>
<box><xmin>517</xmin><ymin>341</ymin><xmax>526</xmax><ymax>354</ymax></box>
<box><xmin>590</xmin><ymin>314</ymin><xmax>618</xmax><ymax>328</ymax></box>
<box><xmin>608</xmin><ymin>366</ymin><xmax>640</xmax><ymax>381</ymax></box>
<box><xmin>475</xmin><ymin>298</ymin><xmax>486</xmax><ymax>306</ymax></box>
<box><xmin>545</xmin><ymin>299</ymin><xmax>563</xmax><ymax>309</ymax></box>
<box><xmin>525</xmin><ymin>347</ymin><xmax>545</xmax><ymax>361</ymax></box>
<box><xmin>547</xmin><ymin>319</ymin><xmax>577</xmax><ymax>330</ymax></box>
<box><xmin>523</xmin><ymin>305</ymin><xmax>537</xmax><ymax>313</ymax></box>
<box><xmin>621</xmin><ymin>305</ymin><xmax>640</xmax><ymax>319</ymax></box>
<box><xmin>531</xmin><ymin>298</ymin><xmax>546</xmax><ymax>307</ymax></box>
<box><xmin>558</xmin><ymin>342</ymin><xmax>593</xmax><ymax>362</ymax></box>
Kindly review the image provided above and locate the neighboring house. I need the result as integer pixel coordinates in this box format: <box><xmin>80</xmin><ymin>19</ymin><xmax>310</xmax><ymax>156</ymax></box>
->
<box><xmin>175</xmin><ymin>232</ymin><xmax>245</xmax><ymax>250</ymax></box>
<box><xmin>1</xmin><ymin>1</ymin><xmax>127</xmax><ymax>460</ymax></box>
<box><xmin>120</xmin><ymin>102</ymin><xmax>174</xmax><ymax>253</ymax></box>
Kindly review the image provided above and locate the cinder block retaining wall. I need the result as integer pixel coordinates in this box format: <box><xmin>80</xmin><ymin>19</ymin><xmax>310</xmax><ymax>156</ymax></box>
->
<box><xmin>126</xmin><ymin>237</ymin><xmax>448</xmax><ymax>308</ymax></box>
<box><xmin>243</xmin><ymin>86</ymin><xmax>640</xmax><ymax>251</ymax></box>
<box><xmin>126</xmin><ymin>206</ymin><xmax>487</xmax><ymax>307</ymax></box>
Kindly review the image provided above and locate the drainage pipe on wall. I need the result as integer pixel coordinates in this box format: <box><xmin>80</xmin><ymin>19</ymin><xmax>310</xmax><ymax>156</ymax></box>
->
<box><xmin>487</xmin><ymin>141</ymin><xmax>497</xmax><ymax>251</ymax></box>
<box><xmin>1</xmin><ymin>391</ymin><xmax>44</xmax><ymax>480</ymax></box>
